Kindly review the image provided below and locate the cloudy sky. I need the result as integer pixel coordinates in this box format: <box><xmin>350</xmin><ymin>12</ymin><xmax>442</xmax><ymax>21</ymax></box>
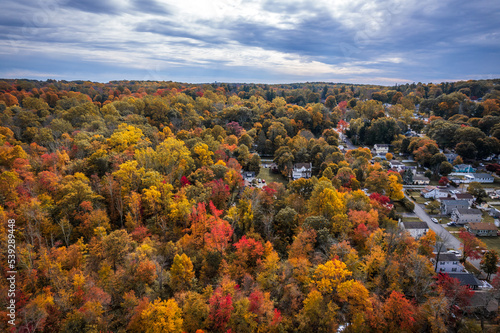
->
<box><xmin>0</xmin><ymin>0</ymin><xmax>499</xmax><ymax>85</ymax></box>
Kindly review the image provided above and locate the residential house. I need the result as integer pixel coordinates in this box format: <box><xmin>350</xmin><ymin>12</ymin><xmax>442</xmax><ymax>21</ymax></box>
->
<box><xmin>400</xmin><ymin>221</ymin><xmax>429</xmax><ymax>240</ymax></box>
<box><xmin>431</xmin><ymin>253</ymin><xmax>465</xmax><ymax>273</ymax></box>
<box><xmin>292</xmin><ymin>163</ymin><xmax>312</xmax><ymax>180</ymax></box>
<box><xmin>413</xmin><ymin>174</ymin><xmax>430</xmax><ymax>185</ymax></box>
<box><xmin>421</xmin><ymin>186</ymin><xmax>449</xmax><ymax>199</ymax></box>
<box><xmin>441</xmin><ymin>199</ymin><xmax>470</xmax><ymax>215</ymax></box>
<box><xmin>242</xmin><ymin>171</ymin><xmax>256</xmax><ymax>181</ymax></box>
<box><xmin>453</xmin><ymin>164</ymin><xmax>476</xmax><ymax>173</ymax></box>
<box><xmin>446</xmin><ymin>273</ymin><xmax>481</xmax><ymax>290</ymax></box>
<box><xmin>466</xmin><ymin>222</ymin><xmax>498</xmax><ymax>237</ymax></box>
<box><xmin>444</xmin><ymin>153</ymin><xmax>458</xmax><ymax>164</ymax></box>
<box><xmin>373</xmin><ymin>144</ymin><xmax>389</xmax><ymax>155</ymax></box>
<box><xmin>389</xmin><ymin>160</ymin><xmax>404</xmax><ymax>171</ymax></box>
<box><xmin>452</xmin><ymin>192</ymin><xmax>475</xmax><ymax>205</ymax></box>
<box><xmin>464</xmin><ymin>173</ymin><xmax>495</xmax><ymax>183</ymax></box>
<box><xmin>451</xmin><ymin>208</ymin><xmax>482</xmax><ymax>224</ymax></box>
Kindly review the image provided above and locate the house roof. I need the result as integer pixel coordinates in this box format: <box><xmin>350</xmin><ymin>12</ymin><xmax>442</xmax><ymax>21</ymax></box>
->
<box><xmin>454</xmin><ymin>164</ymin><xmax>473</xmax><ymax>169</ymax></box>
<box><xmin>442</xmin><ymin>199</ymin><xmax>469</xmax><ymax>207</ymax></box>
<box><xmin>401</xmin><ymin>221</ymin><xmax>428</xmax><ymax>229</ymax></box>
<box><xmin>414</xmin><ymin>174</ymin><xmax>428</xmax><ymax>180</ymax></box>
<box><xmin>468</xmin><ymin>222</ymin><xmax>497</xmax><ymax>231</ymax></box>
<box><xmin>293</xmin><ymin>163</ymin><xmax>311</xmax><ymax>169</ymax></box>
<box><xmin>437</xmin><ymin>253</ymin><xmax>460</xmax><ymax>262</ymax></box>
<box><xmin>421</xmin><ymin>186</ymin><xmax>436</xmax><ymax>193</ymax></box>
<box><xmin>473</xmin><ymin>173</ymin><xmax>494</xmax><ymax>179</ymax></box>
<box><xmin>455</xmin><ymin>193</ymin><xmax>473</xmax><ymax>200</ymax></box>
<box><xmin>446</xmin><ymin>273</ymin><xmax>481</xmax><ymax>287</ymax></box>
<box><xmin>374</xmin><ymin>144</ymin><xmax>389</xmax><ymax>148</ymax></box>
<box><xmin>454</xmin><ymin>208</ymin><xmax>482</xmax><ymax>216</ymax></box>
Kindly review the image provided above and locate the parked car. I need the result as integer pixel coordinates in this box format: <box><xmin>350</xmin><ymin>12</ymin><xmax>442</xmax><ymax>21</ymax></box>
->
<box><xmin>447</xmin><ymin>222</ymin><xmax>456</xmax><ymax>226</ymax></box>
<box><xmin>262</xmin><ymin>179</ymin><xmax>266</xmax><ymax>183</ymax></box>
<box><xmin>431</xmin><ymin>218</ymin><xmax>438</xmax><ymax>223</ymax></box>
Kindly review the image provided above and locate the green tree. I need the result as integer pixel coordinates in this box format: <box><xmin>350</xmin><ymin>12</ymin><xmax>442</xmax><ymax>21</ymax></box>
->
<box><xmin>481</xmin><ymin>251</ymin><xmax>499</xmax><ymax>280</ymax></box>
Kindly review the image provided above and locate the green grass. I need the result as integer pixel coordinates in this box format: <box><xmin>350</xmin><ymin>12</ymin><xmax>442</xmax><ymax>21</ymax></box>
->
<box><xmin>480</xmin><ymin>237</ymin><xmax>500</xmax><ymax>253</ymax></box>
<box><xmin>258</xmin><ymin>167</ymin><xmax>288</xmax><ymax>185</ymax></box>
<box><xmin>412</xmin><ymin>196</ymin><xmax>429</xmax><ymax>204</ymax></box>
<box><xmin>402</xmin><ymin>217</ymin><xmax>423</xmax><ymax>223</ymax></box>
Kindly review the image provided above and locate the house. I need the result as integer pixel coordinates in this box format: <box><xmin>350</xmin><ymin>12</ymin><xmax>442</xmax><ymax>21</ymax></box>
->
<box><xmin>444</xmin><ymin>153</ymin><xmax>458</xmax><ymax>164</ymax></box>
<box><xmin>389</xmin><ymin>160</ymin><xmax>404</xmax><ymax>170</ymax></box>
<box><xmin>441</xmin><ymin>199</ymin><xmax>470</xmax><ymax>215</ymax></box>
<box><xmin>413</xmin><ymin>174</ymin><xmax>430</xmax><ymax>185</ymax></box>
<box><xmin>446</xmin><ymin>273</ymin><xmax>481</xmax><ymax>290</ymax></box>
<box><xmin>453</xmin><ymin>164</ymin><xmax>476</xmax><ymax>173</ymax></box>
<box><xmin>373</xmin><ymin>144</ymin><xmax>389</xmax><ymax>155</ymax></box>
<box><xmin>464</xmin><ymin>173</ymin><xmax>495</xmax><ymax>183</ymax></box>
<box><xmin>431</xmin><ymin>253</ymin><xmax>465</xmax><ymax>273</ymax></box>
<box><xmin>466</xmin><ymin>222</ymin><xmax>498</xmax><ymax>237</ymax></box>
<box><xmin>421</xmin><ymin>186</ymin><xmax>437</xmax><ymax>198</ymax></box>
<box><xmin>242</xmin><ymin>171</ymin><xmax>256</xmax><ymax>181</ymax></box>
<box><xmin>292</xmin><ymin>163</ymin><xmax>312</xmax><ymax>180</ymax></box>
<box><xmin>421</xmin><ymin>186</ymin><xmax>449</xmax><ymax>199</ymax></box>
<box><xmin>452</xmin><ymin>192</ymin><xmax>475</xmax><ymax>205</ymax></box>
<box><xmin>451</xmin><ymin>208</ymin><xmax>482</xmax><ymax>224</ymax></box>
<box><xmin>400</xmin><ymin>221</ymin><xmax>429</xmax><ymax>240</ymax></box>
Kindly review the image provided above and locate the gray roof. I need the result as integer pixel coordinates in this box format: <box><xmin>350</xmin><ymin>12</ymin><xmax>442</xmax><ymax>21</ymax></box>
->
<box><xmin>446</xmin><ymin>273</ymin><xmax>481</xmax><ymax>287</ymax></box>
<box><xmin>442</xmin><ymin>199</ymin><xmax>469</xmax><ymax>207</ymax></box>
<box><xmin>473</xmin><ymin>173</ymin><xmax>494</xmax><ymax>179</ymax></box>
<box><xmin>437</xmin><ymin>253</ymin><xmax>460</xmax><ymax>262</ymax></box>
<box><xmin>454</xmin><ymin>208</ymin><xmax>482</xmax><ymax>216</ymax></box>
<box><xmin>402</xmin><ymin>221</ymin><xmax>428</xmax><ymax>229</ymax></box>
<box><xmin>455</xmin><ymin>193</ymin><xmax>473</xmax><ymax>199</ymax></box>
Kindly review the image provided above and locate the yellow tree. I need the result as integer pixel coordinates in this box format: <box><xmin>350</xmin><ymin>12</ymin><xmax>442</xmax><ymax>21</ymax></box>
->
<box><xmin>140</xmin><ymin>298</ymin><xmax>183</xmax><ymax>333</ymax></box>
<box><xmin>387</xmin><ymin>172</ymin><xmax>404</xmax><ymax>200</ymax></box>
<box><xmin>312</xmin><ymin>259</ymin><xmax>352</xmax><ymax>294</ymax></box>
<box><xmin>170</xmin><ymin>253</ymin><xmax>195</xmax><ymax>292</ymax></box>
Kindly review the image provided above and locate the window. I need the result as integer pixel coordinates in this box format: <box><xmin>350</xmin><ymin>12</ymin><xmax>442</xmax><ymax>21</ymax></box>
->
<box><xmin>440</xmin><ymin>268</ymin><xmax>445</xmax><ymax>272</ymax></box>
<box><xmin>440</xmin><ymin>262</ymin><xmax>445</xmax><ymax>265</ymax></box>
<box><xmin>453</xmin><ymin>262</ymin><xmax>458</xmax><ymax>265</ymax></box>
<box><xmin>452</xmin><ymin>268</ymin><xmax>457</xmax><ymax>272</ymax></box>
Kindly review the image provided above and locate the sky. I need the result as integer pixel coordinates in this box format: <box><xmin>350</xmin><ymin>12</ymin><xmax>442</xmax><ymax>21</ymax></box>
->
<box><xmin>0</xmin><ymin>0</ymin><xmax>499</xmax><ymax>85</ymax></box>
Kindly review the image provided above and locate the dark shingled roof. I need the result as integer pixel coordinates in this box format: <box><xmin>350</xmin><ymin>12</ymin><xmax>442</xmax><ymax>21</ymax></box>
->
<box><xmin>454</xmin><ymin>208</ymin><xmax>482</xmax><ymax>216</ymax></box>
<box><xmin>447</xmin><ymin>273</ymin><xmax>481</xmax><ymax>287</ymax></box>
<box><xmin>402</xmin><ymin>221</ymin><xmax>428</xmax><ymax>229</ymax></box>
<box><xmin>436</xmin><ymin>253</ymin><xmax>460</xmax><ymax>262</ymax></box>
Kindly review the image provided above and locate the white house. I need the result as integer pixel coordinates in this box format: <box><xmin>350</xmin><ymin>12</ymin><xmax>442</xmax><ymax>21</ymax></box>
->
<box><xmin>464</xmin><ymin>173</ymin><xmax>495</xmax><ymax>183</ymax></box>
<box><xmin>400</xmin><ymin>221</ymin><xmax>429</xmax><ymax>240</ymax></box>
<box><xmin>451</xmin><ymin>208</ymin><xmax>482</xmax><ymax>224</ymax></box>
<box><xmin>292</xmin><ymin>163</ymin><xmax>312</xmax><ymax>180</ymax></box>
<box><xmin>413</xmin><ymin>174</ymin><xmax>430</xmax><ymax>185</ymax></box>
<box><xmin>374</xmin><ymin>144</ymin><xmax>389</xmax><ymax>155</ymax></box>
<box><xmin>421</xmin><ymin>186</ymin><xmax>449</xmax><ymax>199</ymax></box>
<box><xmin>431</xmin><ymin>253</ymin><xmax>465</xmax><ymax>273</ymax></box>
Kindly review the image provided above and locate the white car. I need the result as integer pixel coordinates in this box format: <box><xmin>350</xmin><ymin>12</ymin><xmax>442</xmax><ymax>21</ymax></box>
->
<box><xmin>447</xmin><ymin>222</ymin><xmax>456</xmax><ymax>226</ymax></box>
<box><xmin>431</xmin><ymin>218</ymin><xmax>439</xmax><ymax>223</ymax></box>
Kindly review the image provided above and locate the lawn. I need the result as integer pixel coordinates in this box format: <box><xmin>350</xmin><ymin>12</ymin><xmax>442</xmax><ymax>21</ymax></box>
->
<box><xmin>258</xmin><ymin>167</ymin><xmax>288</xmax><ymax>185</ymax></box>
<box><xmin>479</xmin><ymin>237</ymin><xmax>500</xmax><ymax>253</ymax></box>
<box><xmin>402</xmin><ymin>217</ymin><xmax>423</xmax><ymax>223</ymax></box>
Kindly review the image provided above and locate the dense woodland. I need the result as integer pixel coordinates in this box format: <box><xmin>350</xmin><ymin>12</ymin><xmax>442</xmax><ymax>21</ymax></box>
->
<box><xmin>0</xmin><ymin>78</ymin><xmax>500</xmax><ymax>332</ymax></box>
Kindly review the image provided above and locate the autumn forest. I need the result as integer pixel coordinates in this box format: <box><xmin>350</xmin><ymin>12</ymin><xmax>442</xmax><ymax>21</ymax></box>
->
<box><xmin>1</xmin><ymin>78</ymin><xmax>500</xmax><ymax>333</ymax></box>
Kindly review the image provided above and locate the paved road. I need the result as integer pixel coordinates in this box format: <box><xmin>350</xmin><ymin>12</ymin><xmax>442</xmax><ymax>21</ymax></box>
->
<box><xmin>409</xmin><ymin>196</ymin><xmax>462</xmax><ymax>251</ymax></box>
<box><xmin>404</xmin><ymin>194</ymin><xmax>489</xmax><ymax>277</ymax></box>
